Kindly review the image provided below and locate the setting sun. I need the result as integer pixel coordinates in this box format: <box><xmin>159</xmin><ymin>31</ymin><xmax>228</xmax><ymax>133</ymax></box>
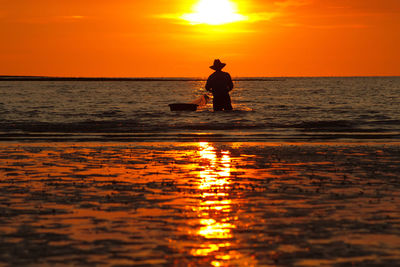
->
<box><xmin>182</xmin><ymin>0</ymin><xmax>246</xmax><ymax>25</ymax></box>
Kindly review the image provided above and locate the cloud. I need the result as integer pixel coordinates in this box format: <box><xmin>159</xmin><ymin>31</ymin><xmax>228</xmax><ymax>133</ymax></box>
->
<box><xmin>157</xmin><ymin>11</ymin><xmax>278</xmax><ymax>25</ymax></box>
<box><xmin>60</xmin><ymin>16</ymin><xmax>85</xmax><ymax>20</ymax></box>
<box><xmin>57</xmin><ymin>15</ymin><xmax>86</xmax><ymax>22</ymax></box>
<box><xmin>282</xmin><ymin>22</ymin><xmax>368</xmax><ymax>29</ymax></box>
<box><xmin>14</xmin><ymin>15</ymin><xmax>87</xmax><ymax>24</ymax></box>
<box><xmin>247</xmin><ymin>12</ymin><xmax>279</xmax><ymax>22</ymax></box>
<box><xmin>274</xmin><ymin>0</ymin><xmax>312</xmax><ymax>8</ymax></box>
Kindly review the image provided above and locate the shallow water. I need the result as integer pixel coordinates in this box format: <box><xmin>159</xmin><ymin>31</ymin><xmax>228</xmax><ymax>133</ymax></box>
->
<box><xmin>0</xmin><ymin>77</ymin><xmax>399</xmax><ymax>142</ymax></box>
<box><xmin>0</xmin><ymin>142</ymin><xmax>399</xmax><ymax>266</ymax></box>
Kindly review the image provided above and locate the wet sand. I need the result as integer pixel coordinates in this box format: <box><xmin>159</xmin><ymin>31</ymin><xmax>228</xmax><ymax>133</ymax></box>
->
<box><xmin>0</xmin><ymin>142</ymin><xmax>399</xmax><ymax>266</ymax></box>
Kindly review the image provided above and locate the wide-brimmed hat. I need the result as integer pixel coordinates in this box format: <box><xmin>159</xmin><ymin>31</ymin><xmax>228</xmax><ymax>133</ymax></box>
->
<box><xmin>210</xmin><ymin>59</ymin><xmax>226</xmax><ymax>70</ymax></box>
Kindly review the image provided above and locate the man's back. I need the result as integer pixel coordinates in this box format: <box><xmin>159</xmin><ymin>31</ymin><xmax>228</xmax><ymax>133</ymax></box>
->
<box><xmin>206</xmin><ymin>71</ymin><xmax>233</xmax><ymax>95</ymax></box>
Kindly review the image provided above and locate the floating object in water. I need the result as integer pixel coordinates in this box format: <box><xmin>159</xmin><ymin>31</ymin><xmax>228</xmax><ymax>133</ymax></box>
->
<box><xmin>169</xmin><ymin>103</ymin><xmax>198</xmax><ymax>111</ymax></box>
<box><xmin>169</xmin><ymin>94</ymin><xmax>210</xmax><ymax>111</ymax></box>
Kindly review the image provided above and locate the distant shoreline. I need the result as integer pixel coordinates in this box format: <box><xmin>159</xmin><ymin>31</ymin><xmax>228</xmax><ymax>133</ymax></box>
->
<box><xmin>1</xmin><ymin>76</ymin><xmax>398</xmax><ymax>82</ymax></box>
<box><xmin>0</xmin><ymin>76</ymin><xmax>283</xmax><ymax>82</ymax></box>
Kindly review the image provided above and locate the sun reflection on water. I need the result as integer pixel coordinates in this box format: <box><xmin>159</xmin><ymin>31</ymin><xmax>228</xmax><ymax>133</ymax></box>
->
<box><xmin>191</xmin><ymin>142</ymin><xmax>237</xmax><ymax>265</ymax></box>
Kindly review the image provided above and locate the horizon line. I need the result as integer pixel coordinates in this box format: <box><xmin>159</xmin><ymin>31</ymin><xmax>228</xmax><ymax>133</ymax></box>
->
<box><xmin>1</xmin><ymin>75</ymin><xmax>399</xmax><ymax>82</ymax></box>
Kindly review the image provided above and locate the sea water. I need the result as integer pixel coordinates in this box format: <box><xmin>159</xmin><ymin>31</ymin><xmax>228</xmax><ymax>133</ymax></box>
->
<box><xmin>0</xmin><ymin>77</ymin><xmax>399</xmax><ymax>142</ymax></box>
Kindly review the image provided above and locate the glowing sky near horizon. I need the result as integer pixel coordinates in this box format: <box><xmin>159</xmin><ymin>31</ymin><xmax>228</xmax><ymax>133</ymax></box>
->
<box><xmin>0</xmin><ymin>0</ymin><xmax>399</xmax><ymax>77</ymax></box>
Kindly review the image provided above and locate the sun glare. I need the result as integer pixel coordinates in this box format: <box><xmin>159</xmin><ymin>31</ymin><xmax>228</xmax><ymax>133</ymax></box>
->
<box><xmin>182</xmin><ymin>0</ymin><xmax>246</xmax><ymax>25</ymax></box>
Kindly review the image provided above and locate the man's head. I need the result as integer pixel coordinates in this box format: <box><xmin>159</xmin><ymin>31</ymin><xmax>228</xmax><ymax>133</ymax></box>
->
<box><xmin>210</xmin><ymin>59</ymin><xmax>226</xmax><ymax>71</ymax></box>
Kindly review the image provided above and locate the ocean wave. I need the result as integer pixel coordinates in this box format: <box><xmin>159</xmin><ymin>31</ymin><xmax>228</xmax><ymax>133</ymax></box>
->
<box><xmin>0</xmin><ymin>131</ymin><xmax>398</xmax><ymax>142</ymax></box>
<box><xmin>0</xmin><ymin>118</ymin><xmax>398</xmax><ymax>139</ymax></box>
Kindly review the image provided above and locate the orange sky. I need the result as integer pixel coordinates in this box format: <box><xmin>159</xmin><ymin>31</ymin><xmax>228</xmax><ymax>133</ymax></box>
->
<box><xmin>1</xmin><ymin>0</ymin><xmax>399</xmax><ymax>77</ymax></box>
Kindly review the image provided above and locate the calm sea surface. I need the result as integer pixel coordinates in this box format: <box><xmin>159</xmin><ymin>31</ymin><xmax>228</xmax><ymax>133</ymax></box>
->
<box><xmin>0</xmin><ymin>77</ymin><xmax>399</xmax><ymax>142</ymax></box>
<box><xmin>1</xmin><ymin>78</ymin><xmax>400</xmax><ymax>266</ymax></box>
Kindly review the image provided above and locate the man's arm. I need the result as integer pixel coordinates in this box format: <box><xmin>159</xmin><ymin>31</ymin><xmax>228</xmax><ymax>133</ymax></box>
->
<box><xmin>205</xmin><ymin>75</ymin><xmax>212</xmax><ymax>92</ymax></box>
<box><xmin>227</xmin><ymin>73</ymin><xmax>234</xmax><ymax>91</ymax></box>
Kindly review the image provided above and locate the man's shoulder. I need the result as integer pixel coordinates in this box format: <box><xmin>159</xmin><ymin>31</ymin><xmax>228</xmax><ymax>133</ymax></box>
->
<box><xmin>214</xmin><ymin>71</ymin><xmax>231</xmax><ymax>76</ymax></box>
<box><xmin>208</xmin><ymin>71</ymin><xmax>231</xmax><ymax>79</ymax></box>
<box><xmin>222</xmin><ymin>71</ymin><xmax>232</xmax><ymax>79</ymax></box>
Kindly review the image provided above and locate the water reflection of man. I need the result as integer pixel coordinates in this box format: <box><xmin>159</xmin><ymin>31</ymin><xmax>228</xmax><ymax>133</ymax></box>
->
<box><xmin>206</xmin><ymin>59</ymin><xmax>234</xmax><ymax>111</ymax></box>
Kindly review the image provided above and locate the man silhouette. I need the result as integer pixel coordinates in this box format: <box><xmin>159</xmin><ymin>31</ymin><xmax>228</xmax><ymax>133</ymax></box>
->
<box><xmin>206</xmin><ymin>59</ymin><xmax>234</xmax><ymax>111</ymax></box>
